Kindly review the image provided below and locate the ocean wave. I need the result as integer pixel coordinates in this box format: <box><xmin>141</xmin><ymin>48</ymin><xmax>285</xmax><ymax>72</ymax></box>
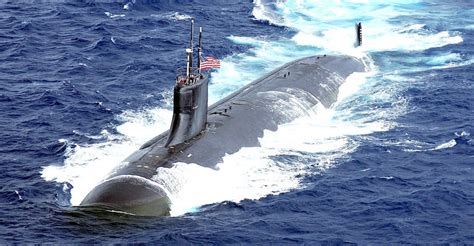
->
<box><xmin>156</xmin><ymin>12</ymin><xmax>193</xmax><ymax>21</ymax></box>
<box><xmin>104</xmin><ymin>12</ymin><xmax>125</xmax><ymax>19</ymax></box>
<box><xmin>403</xmin><ymin>131</ymin><xmax>471</xmax><ymax>152</ymax></box>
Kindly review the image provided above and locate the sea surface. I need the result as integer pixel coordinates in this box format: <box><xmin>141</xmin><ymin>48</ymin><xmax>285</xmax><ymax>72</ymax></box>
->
<box><xmin>1</xmin><ymin>0</ymin><xmax>473</xmax><ymax>244</ymax></box>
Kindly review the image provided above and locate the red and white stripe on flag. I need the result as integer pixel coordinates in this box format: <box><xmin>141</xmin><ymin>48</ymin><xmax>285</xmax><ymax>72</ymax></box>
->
<box><xmin>200</xmin><ymin>56</ymin><xmax>221</xmax><ymax>70</ymax></box>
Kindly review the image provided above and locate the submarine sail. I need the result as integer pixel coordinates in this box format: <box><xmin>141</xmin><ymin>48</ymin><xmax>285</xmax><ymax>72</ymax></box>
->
<box><xmin>166</xmin><ymin>21</ymin><xmax>209</xmax><ymax>147</ymax></box>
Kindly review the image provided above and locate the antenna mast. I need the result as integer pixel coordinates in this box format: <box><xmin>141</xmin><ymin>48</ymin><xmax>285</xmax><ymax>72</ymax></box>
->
<box><xmin>189</xmin><ymin>19</ymin><xmax>194</xmax><ymax>69</ymax></box>
<box><xmin>355</xmin><ymin>22</ymin><xmax>362</xmax><ymax>47</ymax></box>
<box><xmin>186</xmin><ymin>19</ymin><xmax>195</xmax><ymax>81</ymax></box>
<box><xmin>198</xmin><ymin>27</ymin><xmax>203</xmax><ymax>73</ymax></box>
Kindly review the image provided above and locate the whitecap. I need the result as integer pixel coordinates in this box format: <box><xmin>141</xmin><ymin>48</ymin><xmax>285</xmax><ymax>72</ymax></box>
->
<box><xmin>104</xmin><ymin>12</ymin><xmax>125</xmax><ymax>19</ymax></box>
<box><xmin>151</xmin><ymin>12</ymin><xmax>193</xmax><ymax>21</ymax></box>
<box><xmin>434</xmin><ymin>139</ymin><xmax>457</xmax><ymax>150</ymax></box>
<box><xmin>15</xmin><ymin>190</ymin><xmax>23</xmax><ymax>200</ymax></box>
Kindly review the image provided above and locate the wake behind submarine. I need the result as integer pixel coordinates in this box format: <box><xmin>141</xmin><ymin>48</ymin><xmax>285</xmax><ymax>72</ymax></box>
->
<box><xmin>80</xmin><ymin>21</ymin><xmax>367</xmax><ymax>216</ymax></box>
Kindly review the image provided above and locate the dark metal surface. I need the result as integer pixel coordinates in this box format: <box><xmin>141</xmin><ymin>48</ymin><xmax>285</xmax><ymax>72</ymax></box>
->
<box><xmin>165</xmin><ymin>75</ymin><xmax>209</xmax><ymax>147</ymax></box>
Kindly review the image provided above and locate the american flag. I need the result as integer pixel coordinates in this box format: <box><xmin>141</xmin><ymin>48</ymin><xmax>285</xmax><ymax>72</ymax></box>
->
<box><xmin>200</xmin><ymin>56</ymin><xmax>221</xmax><ymax>70</ymax></box>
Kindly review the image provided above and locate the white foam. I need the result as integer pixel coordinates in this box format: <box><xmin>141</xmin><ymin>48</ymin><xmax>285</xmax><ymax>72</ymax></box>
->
<box><xmin>41</xmin><ymin>107</ymin><xmax>173</xmax><ymax>205</ymax></box>
<box><xmin>431</xmin><ymin>58</ymin><xmax>474</xmax><ymax>70</ymax></box>
<box><xmin>208</xmin><ymin>37</ymin><xmax>320</xmax><ymax>103</ymax></box>
<box><xmin>253</xmin><ymin>0</ymin><xmax>463</xmax><ymax>55</ymax></box>
<box><xmin>292</xmin><ymin>27</ymin><xmax>463</xmax><ymax>54</ymax></box>
<box><xmin>166</xmin><ymin>12</ymin><xmax>193</xmax><ymax>21</ymax></box>
<box><xmin>337</xmin><ymin>71</ymin><xmax>373</xmax><ymax>102</ymax></box>
<box><xmin>434</xmin><ymin>139</ymin><xmax>457</xmax><ymax>150</ymax></box>
<box><xmin>405</xmin><ymin>132</ymin><xmax>469</xmax><ymax>152</ymax></box>
<box><xmin>123</xmin><ymin>1</ymin><xmax>134</xmax><ymax>10</ymax></box>
<box><xmin>104</xmin><ymin>12</ymin><xmax>125</xmax><ymax>19</ymax></box>
<box><xmin>456</xmin><ymin>131</ymin><xmax>470</xmax><ymax>137</ymax></box>
<box><xmin>15</xmin><ymin>190</ymin><xmax>23</xmax><ymax>200</ymax></box>
<box><xmin>154</xmin><ymin>147</ymin><xmax>305</xmax><ymax>216</ymax></box>
<box><xmin>252</xmin><ymin>0</ymin><xmax>285</xmax><ymax>26</ymax></box>
<box><xmin>404</xmin><ymin>138</ymin><xmax>457</xmax><ymax>152</ymax></box>
<box><xmin>151</xmin><ymin>12</ymin><xmax>193</xmax><ymax>21</ymax></box>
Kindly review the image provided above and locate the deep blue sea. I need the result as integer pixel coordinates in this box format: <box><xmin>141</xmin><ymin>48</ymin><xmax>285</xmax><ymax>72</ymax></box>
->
<box><xmin>1</xmin><ymin>0</ymin><xmax>473</xmax><ymax>244</ymax></box>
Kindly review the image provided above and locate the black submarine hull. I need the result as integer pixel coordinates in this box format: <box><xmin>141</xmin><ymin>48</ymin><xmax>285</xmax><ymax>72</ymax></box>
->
<box><xmin>80</xmin><ymin>55</ymin><xmax>367</xmax><ymax>216</ymax></box>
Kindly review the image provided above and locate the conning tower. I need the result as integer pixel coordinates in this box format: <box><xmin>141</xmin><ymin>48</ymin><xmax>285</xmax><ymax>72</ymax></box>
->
<box><xmin>166</xmin><ymin>20</ymin><xmax>209</xmax><ymax>146</ymax></box>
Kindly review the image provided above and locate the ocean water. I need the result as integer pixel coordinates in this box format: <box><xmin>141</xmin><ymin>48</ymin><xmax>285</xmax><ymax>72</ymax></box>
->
<box><xmin>1</xmin><ymin>0</ymin><xmax>473</xmax><ymax>243</ymax></box>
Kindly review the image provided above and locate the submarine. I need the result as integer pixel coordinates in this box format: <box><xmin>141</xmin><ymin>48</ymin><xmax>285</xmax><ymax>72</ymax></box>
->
<box><xmin>80</xmin><ymin>21</ymin><xmax>368</xmax><ymax>216</ymax></box>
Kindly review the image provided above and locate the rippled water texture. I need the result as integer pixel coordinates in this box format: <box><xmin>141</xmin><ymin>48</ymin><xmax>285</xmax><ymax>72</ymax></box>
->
<box><xmin>1</xmin><ymin>0</ymin><xmax>473</xmax><ymax>243</ymax></box>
